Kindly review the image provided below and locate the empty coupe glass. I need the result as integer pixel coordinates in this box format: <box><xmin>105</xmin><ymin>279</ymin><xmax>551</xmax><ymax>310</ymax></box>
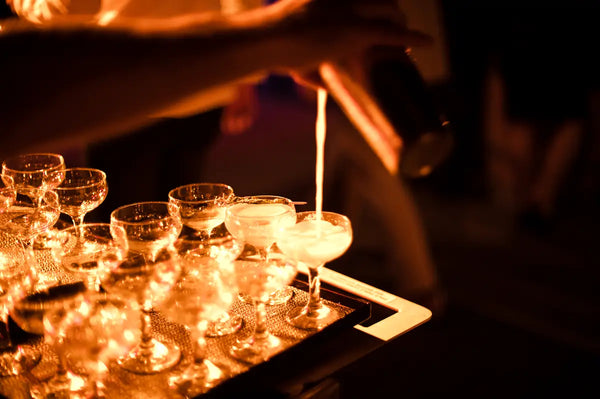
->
<box><xmin>160</xmin><ymin>234</ymin><xmax>241</xmax><ymax>396</ymax></box>
<box><xmin>2</xmin><ymin>153</ymin><xmax>65</xmax><ymax>250</ymax></box>
<box><xmin>54</xmin><ymin>168</ymin><xmax>108</xmax><ymax>234</ymax></box>
<box><xmin>1</xmin><ymin>153</ymin><xmax>65</xmax><ymax>197</ymax></box>
<box><xmin>228</xmin><ymin>247</ymin><xmax>297</xmax><ymax>364</ymax></box>
<box><xmin>169</xmin><ymin>183</ymin><xmax>242</xmax><ymax>337</ymax></box>
<box><xmin>111</xmin><ymin>201</ymin><xmax>182</xmax><ymax>263</ymax></box>
<box><xmin>98</xmin><ymin>245</ymin><xmax>181</xmax><ymax>374</ymax></box>
<box><xmin>168</xmin><ymin>182</ymin><xmax>234</xmax><ymax>241</ymax></box>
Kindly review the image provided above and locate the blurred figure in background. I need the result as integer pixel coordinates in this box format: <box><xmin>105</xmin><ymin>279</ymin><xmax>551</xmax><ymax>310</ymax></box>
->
<box><xmin>481</xmin><ymin>5</ymin><xmax>599</xmax><ymax>232</ymax></box>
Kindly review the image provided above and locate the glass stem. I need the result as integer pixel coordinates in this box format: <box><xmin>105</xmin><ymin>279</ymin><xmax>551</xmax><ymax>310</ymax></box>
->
<box><xmin>139</xmin><ymin>306</ymin><xmax>154</xmax><ymax>355</ymax></box>
<box><xmin>72</xmin><ymin>215</ymin><xmax>86</xmax><ymax>238</ymax></box>
<box><xmin>253</xmin><ymin>301</ymin><xmax>269</xmax><ymax>342</ymax></box>
<box><xmin>192</xmin><ymin>321</ymin><xmax>208</xmax><ymax>365</ymax></box>
<box><xmin>306</xmin><ymin>265</ymin><xmax>324</xmax><ymax>317</ymax></box>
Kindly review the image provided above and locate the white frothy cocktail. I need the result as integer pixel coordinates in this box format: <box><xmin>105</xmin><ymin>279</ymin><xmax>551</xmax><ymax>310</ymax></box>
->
<box><xmin>225</xmin><ymin>202</ymin><xmax>296</xmax><ymax>249</ymax></box>
<box><xmin>278</xmin><ymin>218</ymin><xmax>352</xmax><ymax>268</ymax></box>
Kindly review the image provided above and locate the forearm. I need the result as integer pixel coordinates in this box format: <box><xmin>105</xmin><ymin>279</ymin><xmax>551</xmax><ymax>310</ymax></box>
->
<box><xmin>0</xmin><ymin>6</ymin><xmax>313</xmax><ymax>154</ymax></box>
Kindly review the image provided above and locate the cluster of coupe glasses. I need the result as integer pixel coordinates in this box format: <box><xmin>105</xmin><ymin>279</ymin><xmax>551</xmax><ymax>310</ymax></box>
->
<box><xmin>0</xmin><ymin>152</ymin><xmax>353</xmax><ymax>398</ymax></box>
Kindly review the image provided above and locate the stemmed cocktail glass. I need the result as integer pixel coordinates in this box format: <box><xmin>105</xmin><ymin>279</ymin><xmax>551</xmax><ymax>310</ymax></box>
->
<box><xmin>227</xmin><ymin>195</ymin><xmax>297</xmax><ymax>307</ymax></box>
<box><xmin>161</xmin><ymin>233</ymin><xmax>241</xmax><ymax>396</ymax></box>
<box><xmin>169</xmin><ymin>182</ymin><xmax>242</xmax><ymax>337</ymax></box>
<box><xmin>54</xmin><ymin>168</ymin><xmax>108</xmax><ymax>236</ymax></box>
<box><xmin>278</xmin><ymin>211</ymin><xmax>353</xmax><ymax>330</ymax></box>
<box><xmin>10</xmin><ymin>280</ymin><xmax>87</xmax><ymax>398</ymax></box>
<box><xmin>229</xmin><ymin>247</ymin><xmax>297</xmax><ymax>364</ymax></box>
<box><xmin>168</xmin><ymin>183</ymin><xmax>234</xmax><ymax>241</ymax></box>
<box><xmin>1</xmin><ymin>153</ymin><xmax>65</xmax><ymax>199</ymax></box>
<box><xmin>1</xmin><ymin>153</ymin><xmax>65</xmax><ymax>249</ymax></box>
<box><xmin>104</xmin><ymin>201</ymin><xmax>182</xmax><ymax>374</ymax></box>
<box><xmin>31</xmin><ymin>224</ymin><xmax>127</xmax><ymax>397</ymax></box>
<box><xmin>111</xmin><ymin>201</ymin><xmax>182</xmax><ymax>263</ymax></box>
<box><xmin>225</xmin><ymin>195</ymin><xmax>298</xmax><ymax>364</ymax></box>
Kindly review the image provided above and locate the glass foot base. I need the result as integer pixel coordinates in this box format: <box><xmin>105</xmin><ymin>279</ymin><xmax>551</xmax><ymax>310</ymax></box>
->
<box><xmin>286</xmin><ymin>304</ymin><xmax>341</xmax><ymax>331</ymax></box>
<box><xmin>206</xmin><ymin>313</ymin><xmax>243</xmax><ymax>338</ymax></box>
<box><xmin>169</xmin><ymin>359</ymin><xmax>229</xmax><ymax>397</ymax></box>
<box><xmin>118</xmin><ymin>337</ymin><xmax>180</xmax><ymax>374</ymax></box>
<box><xmin>30</xmin><ymin>371</ymin><xmax>87</xmax><ymax>399</ymax></box>
<box><xmin>239</xmin><ymin>286</ymin><xmax>294</xmax><ymax>306</ymax></box>
<box><xmin>229</xmin><ymin>333</ymin><xmax>282</xmax><ymax>365</ymax></box>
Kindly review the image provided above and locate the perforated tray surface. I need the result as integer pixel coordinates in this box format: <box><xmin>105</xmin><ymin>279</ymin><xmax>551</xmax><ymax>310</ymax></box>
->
<box><xmin>0</xmin><ymin>248</ymin><xmax>371</xmax><ymax>399</ymax></box>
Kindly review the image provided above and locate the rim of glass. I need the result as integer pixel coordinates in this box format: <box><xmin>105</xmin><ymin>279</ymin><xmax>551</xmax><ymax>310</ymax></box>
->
<box><xmin>54</xmin><ymin>168</ymin><xmax>107</xmax><ymax>191</ymax></box>
<box><xmin>295</xmin><ymin>210</ymin><xmax>351</xmax><ymax>221</ymax></box>
<box><xmin>168</xmin><ymin>182</ymin><xmax>234</xmax><ymax>205</ymax></box>
<box><xmin>1</xmin><ymin>153</ymin><xmax>65</xmax><ymax>173</ymax></box>
<box><xmin>111</xmin><ymin>201</ymin><xmax>178</xmax><ymax>225</ymax></box>
<box><xmin>226</xmin><ymin>195</ymin><xmax>295</xmax><ymax>218</ymax></box>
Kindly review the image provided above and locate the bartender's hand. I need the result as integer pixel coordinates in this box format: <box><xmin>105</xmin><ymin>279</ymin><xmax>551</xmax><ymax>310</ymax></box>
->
<box><xmin>275</xmin><ymin>0</ymin><xmax>430</xmax><ymax>74</ymax></box>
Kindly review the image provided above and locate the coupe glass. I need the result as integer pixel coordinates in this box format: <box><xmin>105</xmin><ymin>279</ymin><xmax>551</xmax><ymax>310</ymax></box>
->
<box><xmin>39</xmin><ymin>292</ymin><xmax>141</xmax><ymax>398</ymax></box>
<box><xmin>224</xmin><ymin>195</ymin><xmax>297</xmax><ymax>364</ymax></box>
<box><xmin>161</xmin><ymin>234</ymin><xmax>241</xmax><ymax>396</ymax></box>
<box><xmin>2</xmin><ymin>153</ymin><xmax>65</xmax><ymax>249</ymax></box>
<box><xmin>13</xmin><ymin>282</ymin><xmax>87</xmax><ymax>399</ymax></box>
<box><xmin>111</xmin><ymin>201</ymin><xmax>182</xmax><ymax>263</ymax></box>
<box><xmin>0</xmin><ymin>232</ymin><xmax>38</xmax><ymax>376</ymax></box>
<box><xmin>168</xmin><ymin>183</ymin><xmax>234</xmax><ymax>241</ymax></box>
<box><xmin>169</xmin><ymin>183</ymin><xmax>242</xmax><ymax>337</ymax></box>
<box><xmin>101</xmin><ymin>204</ymin><xmax>182</xmax><ymax>374</ymax></box>
<box><xmin>49</xmin><ymin>223</ymin><xmax>127</xmax><ymax>292</ymax></box>
<box><xmin>278</xmin><ymin>211</ymin><xmax>353</xmax><ymax>330</ymax></box>
<box><xmin>11</xmin><ymin>282</ymin><xmax>87</xmax><ymax>397</ymax></box>
<box><xmin>1</xmin><ymin>153</ymin><xmax>65</xmax><ymax>197</ymax></box>
<box><xmin>225</xmin><ymin>195</ymin><xmax>297</xmax><ymax>308</ymax></box>
<box><xmin>0</xmin><ymin>188</ymin><xmax>60</xmax><ymax>289</ymax></box>
<box><xmin>229</xmin><ymin>248</ymin><xmax>297</xmax><ymax>365</ymax></box>
<box><xmin>54</xmin><ymin>168</ymin><xmax>108</xmax><ymax>234</ymax></box>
